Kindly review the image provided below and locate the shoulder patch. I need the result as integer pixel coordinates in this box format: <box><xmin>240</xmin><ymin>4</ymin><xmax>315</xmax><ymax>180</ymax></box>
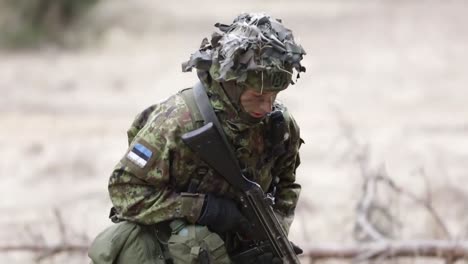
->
<box><xmin>121</xmin><ymin>140</ymin><xmax>158</xmax><ymax>177</ymax></box>
<box><xmin>126</xmin><ymin>143</ymin><xmax>153</xmax><ymax>168</ymax></box>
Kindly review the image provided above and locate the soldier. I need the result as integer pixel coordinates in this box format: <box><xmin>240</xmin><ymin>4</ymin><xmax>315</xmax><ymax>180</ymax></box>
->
<box><xmin>89</xmin><ymin>12</ymin><xmax>306</xmax><ymax>264</ymax></box>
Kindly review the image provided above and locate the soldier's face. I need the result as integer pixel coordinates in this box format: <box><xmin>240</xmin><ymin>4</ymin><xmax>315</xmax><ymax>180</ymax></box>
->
<box><xmin>240</xmin><ymin>88</ymin><xmax>278</xmax><ymax>118</ymax></box>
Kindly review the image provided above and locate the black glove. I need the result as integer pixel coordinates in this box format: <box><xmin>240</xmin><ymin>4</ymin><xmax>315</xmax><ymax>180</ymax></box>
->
<box><xmin>197</xmin><ymin>194</ymin><xmax>246</xmax><ymax>233</ymax></box>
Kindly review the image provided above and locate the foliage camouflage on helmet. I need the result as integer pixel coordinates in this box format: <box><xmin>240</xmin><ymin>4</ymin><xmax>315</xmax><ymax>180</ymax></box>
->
<box><xmin>182</xmin><ymin>13</ymin><xmax>306</xmax><ymax>92</ymax></box>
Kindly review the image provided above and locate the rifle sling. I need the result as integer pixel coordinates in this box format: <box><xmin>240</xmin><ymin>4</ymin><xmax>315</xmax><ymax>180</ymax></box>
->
<box><xmin>192</xmin><ymin>82</ymin><xmax>241</xmax><ymax>167</ymax></box>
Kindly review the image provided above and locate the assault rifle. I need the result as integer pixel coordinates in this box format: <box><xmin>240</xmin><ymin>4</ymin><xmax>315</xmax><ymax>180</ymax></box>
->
<box><xmin>182</xmin><ymin>122</ymin><xmax>301</xmax><ymax>264</ymax></box>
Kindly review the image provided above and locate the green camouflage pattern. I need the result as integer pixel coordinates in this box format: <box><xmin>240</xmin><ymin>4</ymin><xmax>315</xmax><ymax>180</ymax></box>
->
<box><xmin>168</xmin><ymin>219</ymin><xmax>231</xmax><ymax>264</ymax></box>
<box><xmin>89</xmin><ymin>221</ymin><xmax>167</xmax><ymax>264</ymax></box>
<box><xmin>108</xmin><ymin>79</ymin><xmax>302</xmax><ymax>232</ymax></box>
<box><xmin>182</xmin><ymin>13</ymin><xmax>306</xmax><ymax>92</ymax></box>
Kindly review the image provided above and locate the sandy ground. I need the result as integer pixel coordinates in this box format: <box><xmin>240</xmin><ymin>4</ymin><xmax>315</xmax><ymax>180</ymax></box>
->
<box><xmin>1</xmin><ymin>0</ymin><xmax>468</xmax><ymax>263</ymax></box>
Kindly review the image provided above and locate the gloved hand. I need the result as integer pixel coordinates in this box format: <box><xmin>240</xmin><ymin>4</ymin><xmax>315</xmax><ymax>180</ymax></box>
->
<box><xmin>252</xmin><ymin>243</ymin><xmax>302</xmax><ymax>264</ymax></box>
<box><xmin>196</xmin><ymin>194</ymin><xmax>246</xmax><ymax>233</ymax></box>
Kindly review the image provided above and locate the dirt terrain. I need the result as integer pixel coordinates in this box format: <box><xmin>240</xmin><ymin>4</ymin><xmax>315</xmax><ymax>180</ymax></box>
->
<box><xmin>1</xmin><ymin>1</ymin><xmax>467</xmax><ymax>263</ymax></box>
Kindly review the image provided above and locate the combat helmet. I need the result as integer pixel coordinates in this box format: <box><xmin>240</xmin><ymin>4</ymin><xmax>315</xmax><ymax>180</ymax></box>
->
<box><xmin>182</xmin><ymin>12</ymin><xmax>306</xmax><ymax>93</ymax></box>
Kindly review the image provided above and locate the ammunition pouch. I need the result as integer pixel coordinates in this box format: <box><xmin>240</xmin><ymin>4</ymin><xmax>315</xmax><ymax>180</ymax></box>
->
<box><xmin>167</xmin><ymin>219</ymin><xmax>232</xmax><ymax>264</ymax></box>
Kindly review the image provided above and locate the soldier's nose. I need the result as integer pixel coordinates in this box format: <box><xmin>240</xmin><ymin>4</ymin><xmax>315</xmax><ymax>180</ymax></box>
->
<box><xmin>259</xmin><ymin>100</ymin><xmax>273</xmax><ymax>114</ymax></box>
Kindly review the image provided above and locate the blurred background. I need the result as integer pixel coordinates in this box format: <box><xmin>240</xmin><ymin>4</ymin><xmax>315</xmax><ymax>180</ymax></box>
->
<box><xmin>1</xmin><ymin>0</ymin><xmax>467</xmax><ymax>263</ymax></box>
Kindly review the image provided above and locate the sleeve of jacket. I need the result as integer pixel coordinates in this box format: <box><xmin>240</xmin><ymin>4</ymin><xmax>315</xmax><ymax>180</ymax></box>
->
<box><xmin>271</xmin><ymin>110</ymin><xmax>303</xmax><ymax>233</ymax></box>
<box><xmin>108</xmin><ymin>96</ymin><xmax>205</xmax><ymax>225</ymax></box>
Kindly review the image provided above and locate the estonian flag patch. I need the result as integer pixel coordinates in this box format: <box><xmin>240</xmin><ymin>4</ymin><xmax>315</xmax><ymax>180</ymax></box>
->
<box><xmin>126</xmin><ymin>143</ymin><xmax>153</xmax><ymax>168</ymax></box>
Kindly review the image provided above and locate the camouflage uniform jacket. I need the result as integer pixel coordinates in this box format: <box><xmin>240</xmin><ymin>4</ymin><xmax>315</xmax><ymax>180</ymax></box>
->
<box><xmin>108</xmin><ymin>80</ymin><xmax>302</xmax><ymax>232</ymax></box>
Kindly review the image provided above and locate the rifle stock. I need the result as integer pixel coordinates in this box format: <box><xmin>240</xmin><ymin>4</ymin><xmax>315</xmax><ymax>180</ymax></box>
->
<box><xmin>182</xmin><ymin>122</ymin><xmax>301</xmax><ymax>264</ymax></box>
